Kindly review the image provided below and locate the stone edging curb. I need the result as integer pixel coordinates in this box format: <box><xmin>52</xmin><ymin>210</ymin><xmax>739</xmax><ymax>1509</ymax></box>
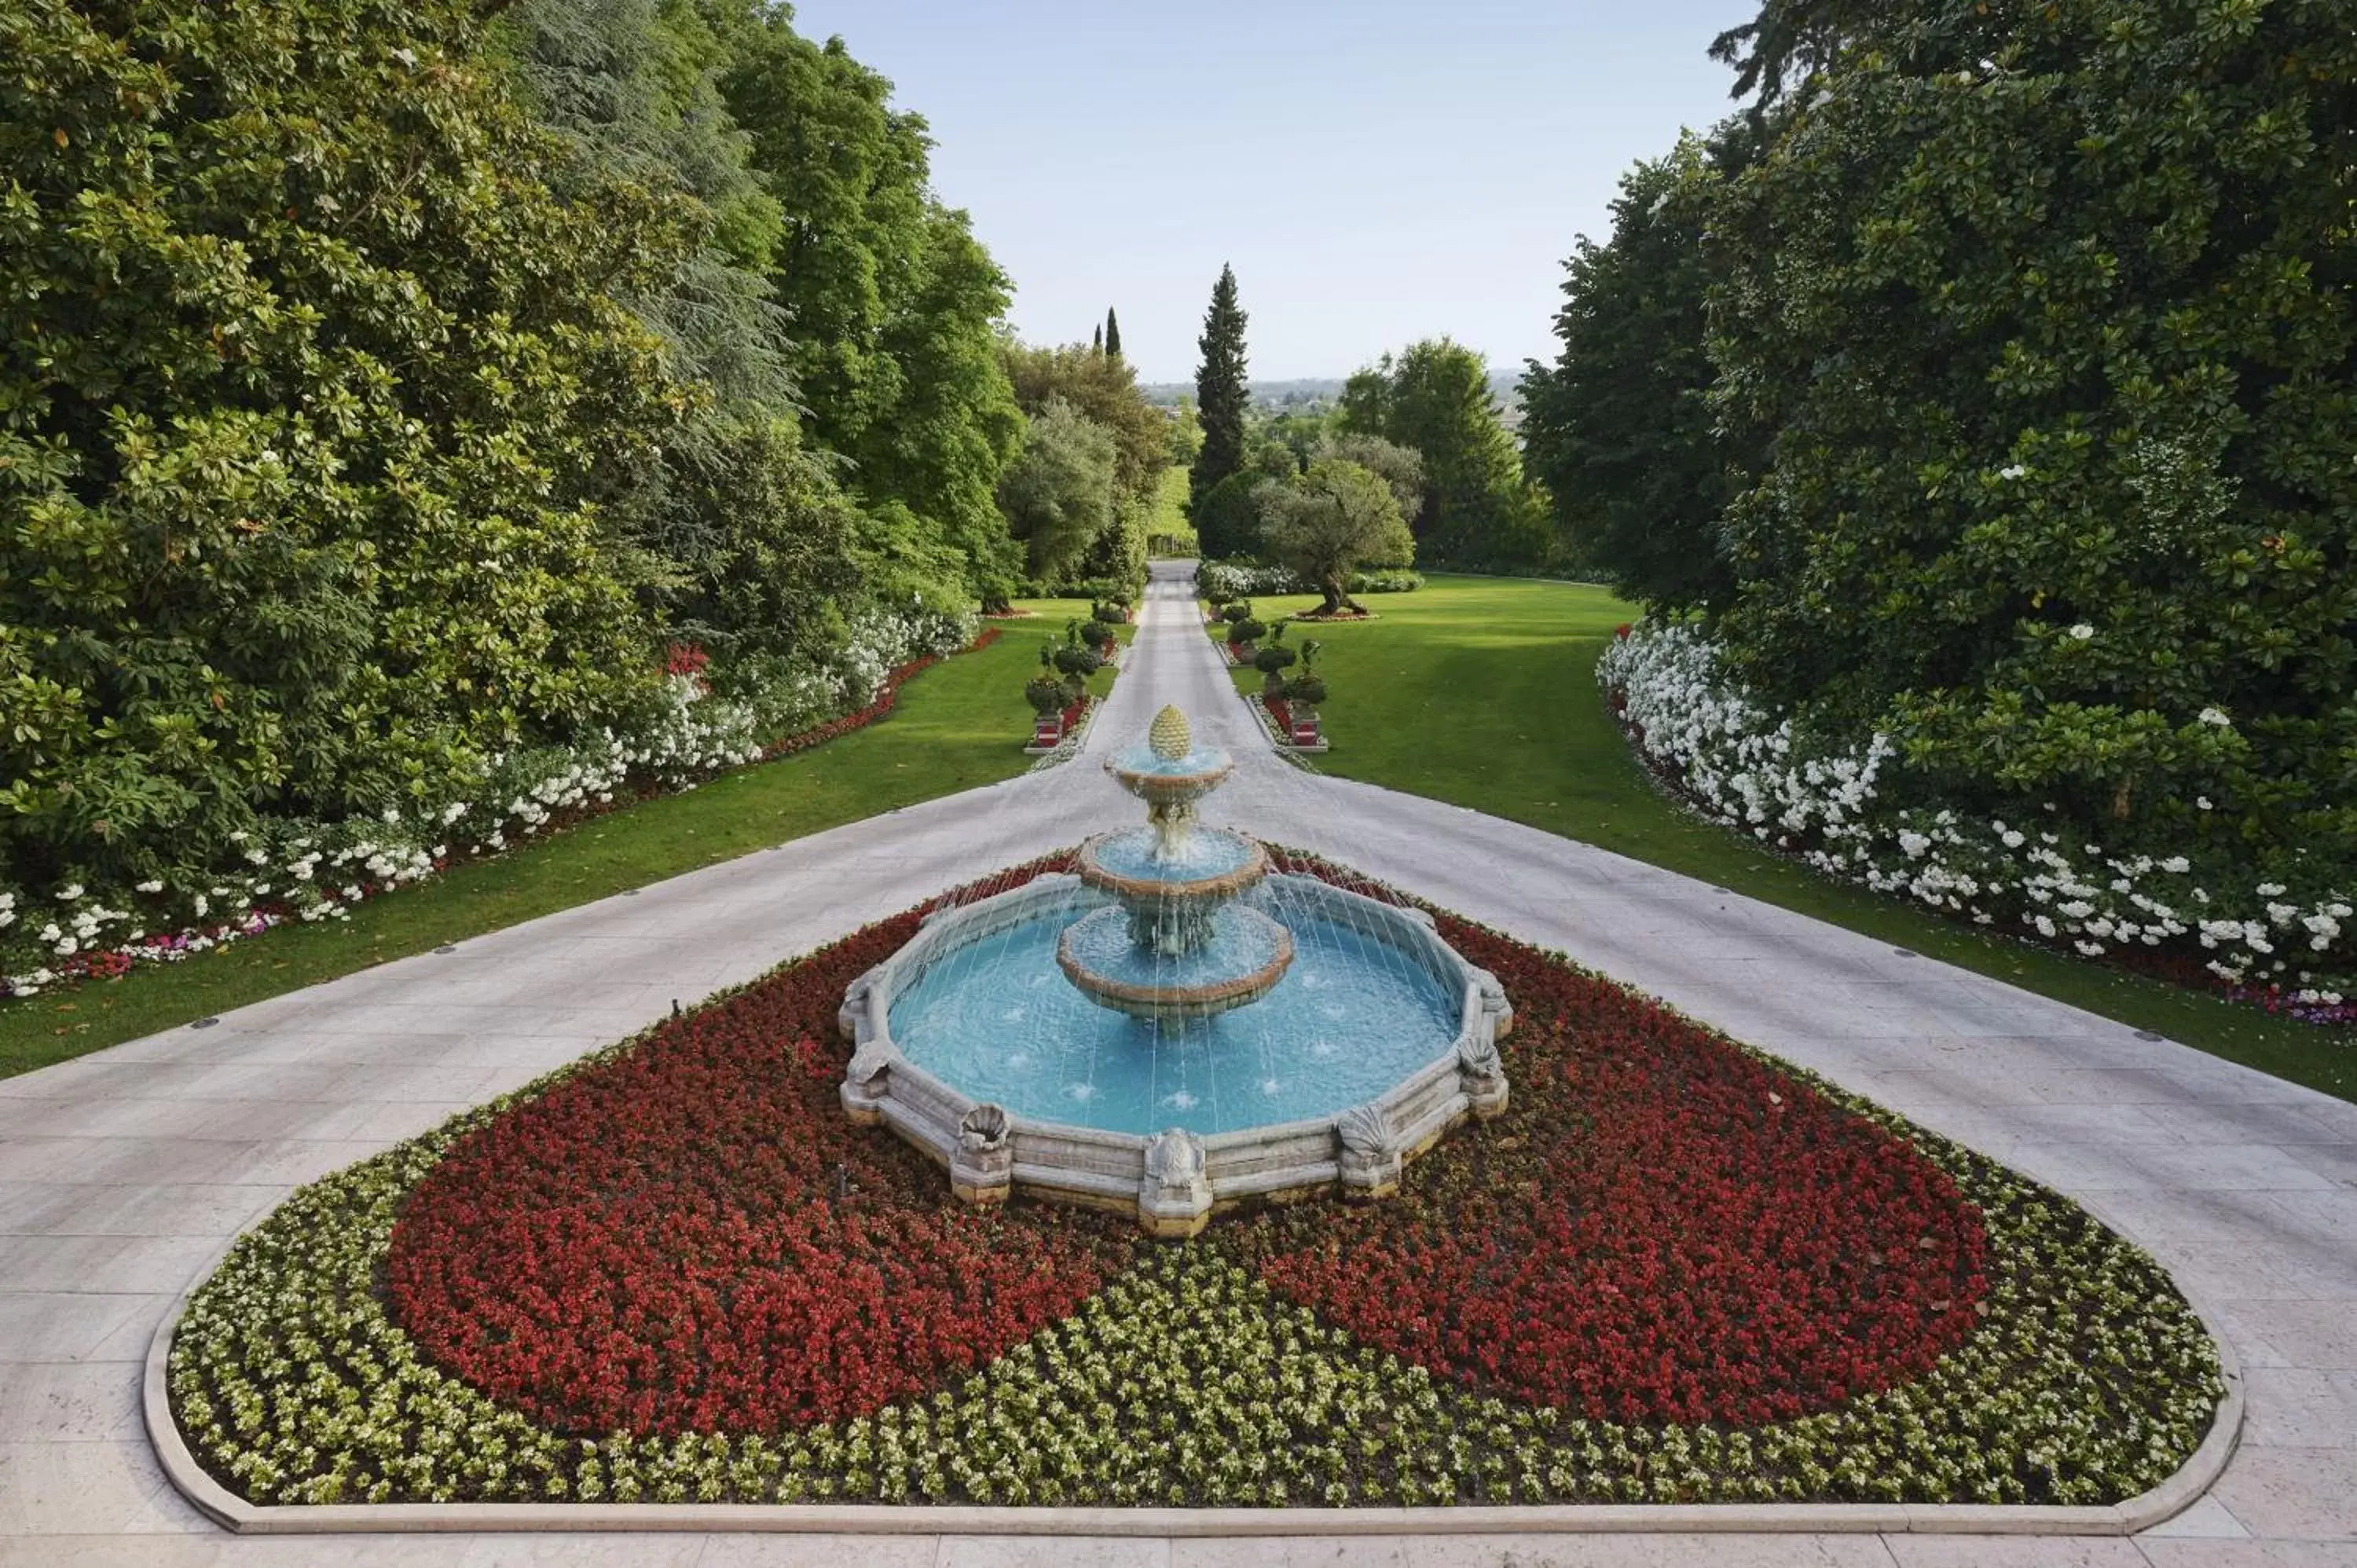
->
<box><xmin>142</xmin><ymin>1252</ymin><xmax>2244</xmax><ymax>1537</ymax></box>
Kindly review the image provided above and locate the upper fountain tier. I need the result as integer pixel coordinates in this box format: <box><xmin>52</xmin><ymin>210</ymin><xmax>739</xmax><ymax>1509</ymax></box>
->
<box><xmin>1062</xmin><ymin>705</ymin><xmax>1293</xmax><ymax>1017</ymax></box>
<box><xmin>1080</xmin><ymin>704</ymin><xmax>1269</xmax><ymax>906</ymax></box>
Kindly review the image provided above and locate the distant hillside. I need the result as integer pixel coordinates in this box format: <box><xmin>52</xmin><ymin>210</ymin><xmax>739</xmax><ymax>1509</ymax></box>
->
<box><xmin>1142</xmin><ymin>370</ymin><xmax>1523</xmax><ymax>417</ymax></box>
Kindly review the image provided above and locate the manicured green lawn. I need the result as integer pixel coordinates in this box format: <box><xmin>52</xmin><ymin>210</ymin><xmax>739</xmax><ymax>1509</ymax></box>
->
<box><xmin>0</xmin><ymin>602</ymin><xmax>1121</xmax><ymax>1079</ymax></box>
<box><xmin>1144</xmin><ymin>465</ymin><xmax>1196</xmax><ymax>555</ymax></box>
<box><xmin>1218</xmin><ymin>573</ymin><xmax>2355</xmax><ymax>1102</ymax></box>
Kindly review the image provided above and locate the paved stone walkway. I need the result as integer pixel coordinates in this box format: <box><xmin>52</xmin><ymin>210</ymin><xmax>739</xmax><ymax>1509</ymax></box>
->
<box><xmin>2</xmin><ymin>562</ymin><xmax>2352</xmax><ymax>1566</ymax></box>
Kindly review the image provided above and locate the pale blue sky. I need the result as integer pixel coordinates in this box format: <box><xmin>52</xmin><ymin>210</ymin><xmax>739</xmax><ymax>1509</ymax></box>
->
<box><xmin>783</xmin><ymin>1</ymin><xmax>1758</xmax><ymax>383</ymax></box>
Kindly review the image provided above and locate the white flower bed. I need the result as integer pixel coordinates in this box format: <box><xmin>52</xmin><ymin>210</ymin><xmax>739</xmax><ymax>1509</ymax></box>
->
<box><xmin>1598</xmin><ymin>621</ymin><xmax>2352</xmax><ymax>1006</ymax></box>
<box><xmin>1197</xmin><ymin>562</ymin><xmax>1423</xmax><ymax>602</ymax></box>
<box><xmin>1</xmin><ymin>607</ymin><xmax>977</xmax><ymax>999</ymax></box>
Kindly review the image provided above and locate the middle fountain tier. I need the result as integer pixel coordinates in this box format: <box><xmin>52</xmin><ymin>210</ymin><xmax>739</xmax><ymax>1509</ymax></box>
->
<box><xmin>1061</xmin><ymin>705</ymin><xmax>1296</xmax><ymax>1020</ymax></box>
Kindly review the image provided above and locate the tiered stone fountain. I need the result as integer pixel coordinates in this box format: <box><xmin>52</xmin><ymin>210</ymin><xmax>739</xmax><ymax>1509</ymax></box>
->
<box><xmin>841</xmin><ymin>706</ymin><xmax>1509</xmax><ymax>1236</ymax></box>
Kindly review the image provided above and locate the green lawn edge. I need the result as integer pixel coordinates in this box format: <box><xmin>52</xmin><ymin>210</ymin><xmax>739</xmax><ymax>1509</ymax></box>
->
<box><xmin>1214</xmin><ymin>573</ymin><xmax>2353</xmax><ymax>1105</ymax></box>
<box><xmin>0</xmin><ymin>600</ymin><xmax>1124</xmax><ymax>1079</ymax></box>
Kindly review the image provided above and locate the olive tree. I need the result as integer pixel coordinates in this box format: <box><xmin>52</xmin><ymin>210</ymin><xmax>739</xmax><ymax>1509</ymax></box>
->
<box><xmin>1254</xmin><ymin>459</ymin><xmax>1415</xmax><ymax>615</ymax></box>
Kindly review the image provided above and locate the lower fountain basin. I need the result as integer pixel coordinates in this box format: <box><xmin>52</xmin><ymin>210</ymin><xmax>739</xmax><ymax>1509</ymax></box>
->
<box><xmin>840</xmin><ymin>872</ymin><xmax>1513</xmax><ymax>1236</ymax></box>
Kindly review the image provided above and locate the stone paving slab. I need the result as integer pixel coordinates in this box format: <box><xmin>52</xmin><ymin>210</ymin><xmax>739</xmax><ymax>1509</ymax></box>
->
<box><xmin>0</xmin><ymin>563</ymin><xmax>2351</xmax><ymax>1565</ymax></box>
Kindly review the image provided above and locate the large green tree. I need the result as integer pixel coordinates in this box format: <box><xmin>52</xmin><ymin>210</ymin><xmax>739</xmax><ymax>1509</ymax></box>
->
<box><xmin>0</xmin><ymin>0</ymin><xmax>688</xmax><ymax>895</ymax></box>
<box><xmin>1255</xmin><ymin>459</ymin><xmax>1416</xmax><ymax>614</ymax></box>
<box><xmin>709</xmin><ymin>8</ymin><xmax>1022</xmax><ymax>602</ymax></box>
<box><xmin>999</xmin><ymin>339</ymin><xmax>1168</xmax><ymax>506</ymax></box>
<box><xmin>1706</xmin><ymin>0</ymin><xmax>2357</xmax><ymax>870</ymax></box>
<box><xmin>995</xmin><ymin>398</ymin><xmax>1118</xmax><ymax>583</ymax></box>
<box><xmin>1188</xmin><ymin>264</ymin><xmax>1250</xmax><ymax>522</ymax></box>
<box><xmin>1521</xmin><ymin>137</ymin><xmax>1746</xmax><ymax>613</ymax></box>
<box><xmin>1339</xmin><ymin>339</ymin><xmax>1548</xmax><ymax>568</ymax></box>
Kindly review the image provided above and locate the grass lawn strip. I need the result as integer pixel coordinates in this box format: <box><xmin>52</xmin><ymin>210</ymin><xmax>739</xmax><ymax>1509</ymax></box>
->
<box><xmin>168</xmin><ymin>858</ymin><xmax>2220</xmax><ymax>1510</ymax></box>
<box><xmin>0</xmin><ymin>600</ymin><xmax>1124</xmax><ymax>1080</ymax></box>
<box><xmin>1207</xmin><ymin>574</ymin><xmax>2353</xmax><ymax>1103</ymax></box>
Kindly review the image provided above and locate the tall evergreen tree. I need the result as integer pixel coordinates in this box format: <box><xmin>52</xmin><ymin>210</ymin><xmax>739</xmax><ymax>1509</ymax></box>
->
<box><xmin>1092</xmin><ymin>322</ymin><xmax>1103</xmax><ymax>354</ymax></box>
<box><xmin>1188</xmin><ymin>264</ymin><xmax>1249</xmax><ymax>522</ymax></box>
<box><xmin>1104</xmin><ymin>306</ymin><xmax>1123</xmax><ymax>359</ymax></box>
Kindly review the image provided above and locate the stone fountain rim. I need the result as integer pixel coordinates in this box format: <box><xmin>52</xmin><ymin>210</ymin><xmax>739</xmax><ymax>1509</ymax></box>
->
<box><xmin>837</xmin><ymin>871</ymin><xmax>1512</xmax><ymax>1233</ymax></box>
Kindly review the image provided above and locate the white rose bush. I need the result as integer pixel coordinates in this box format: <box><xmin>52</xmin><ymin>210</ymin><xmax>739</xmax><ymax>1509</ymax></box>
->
<box><xmin>1601</xmin><ymin>623</ymin><xmax>2354</xmax><ymax>1023</ymax></box>
<box><xmin>0</xmin><ymin>607</ymin><xmax>977</xmax><ymax>1000</ymax></box>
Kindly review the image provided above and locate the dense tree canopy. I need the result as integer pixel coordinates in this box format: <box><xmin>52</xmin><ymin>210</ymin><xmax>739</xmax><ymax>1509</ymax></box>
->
<box><xmin>995</xmin><ymin>398</ymin><xmax>1119</xmax><ymax>583</ymax></box>
<box><xmin>1552</xmin><ymin>0</ymin><xmax>2357</xmax><ymax>897</ymax></box>
<box><xmin>1339</xmin><ymin>340</ymin><xmax>1549</xmax><ymax>570</ymax></box>
<box><xmin>0</xmin><ymin>0</ymin><xmax>1031</xmax><ymax>947</ymax></box>
<box><xmin>1710</xmin><ymin>0</ymin><xmax>2357</xmax><ymax>871</ymax></box>
<box><xmin>999</xmin><ymin>340</ymin><xmax>1168</xmax><ymax>507</ymax></box>
<box><xmin>0</xmin><ymin>0</ymin><xmax>685</xmax><ymax>892</ymax></box>
<box><xmin>1520</xmin><ymin>138</ymin><xmax>1745</xmax><ymax>614</ymax></box>
<box><xmin>709</xmin><ymin>5</ymin><xmax>1022</xmax><ymax>603</ymax></box>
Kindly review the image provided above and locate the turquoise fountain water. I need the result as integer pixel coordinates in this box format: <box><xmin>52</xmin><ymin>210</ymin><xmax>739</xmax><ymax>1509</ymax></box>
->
<box><xmin>881</xmin><ymin>704</ymin><xmax>1468</xmax><ymax>1135</ymax></box>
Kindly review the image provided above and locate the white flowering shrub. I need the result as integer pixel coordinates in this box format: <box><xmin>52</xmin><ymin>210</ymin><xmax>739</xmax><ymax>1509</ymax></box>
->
<box><xmin>0</xmin><ymin>605</ymin><xmax>981</xmax><ymax>1000</ymax></box>
<box><xmin>1197</xmin><ymin>561</ymin><xmax>1423</xmax><ymax>603</ymax></box>
<box><xmin>1600</xmin><ymin>622</ymin><xmax>2353</xmax><ymax>1009</ymax></box>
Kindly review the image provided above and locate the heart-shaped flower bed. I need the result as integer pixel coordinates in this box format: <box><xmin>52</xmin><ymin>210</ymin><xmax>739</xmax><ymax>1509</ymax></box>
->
<box><xmin>170</xmin><ymin>854</ymin><xmax>2222</xmax><ymax>1508</ymax></box>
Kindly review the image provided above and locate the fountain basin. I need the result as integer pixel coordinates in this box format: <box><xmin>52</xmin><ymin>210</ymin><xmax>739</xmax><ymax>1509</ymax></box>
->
<box><xmin>1055</xmin><ymin>903</ymin><xmax>1293</xmax><ymax>1020</ymax></box>
<box><xmin>840</xmin><ymin>873</ymin><xmax>1512</xmax><ymax>1236</ymax></box>
<box><xmin>1076</xmin><ymin>826</ymin><xmax>1266</xmax><ymax>901</ymax></box>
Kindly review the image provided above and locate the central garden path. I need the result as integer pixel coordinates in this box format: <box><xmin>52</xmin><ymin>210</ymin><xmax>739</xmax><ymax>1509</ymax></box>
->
<box><xmin>0</xmin><ymin>561</ymin><xmax>2350</xmax><ymax>1566</ymax></box>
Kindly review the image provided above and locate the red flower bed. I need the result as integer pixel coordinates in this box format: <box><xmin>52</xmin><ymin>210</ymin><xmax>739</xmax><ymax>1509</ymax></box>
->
<box><xmin>383</xmin><ymin>886</ymin><xmax>1131</xmax><ymax>1437</ymax></box>
<box><xmin>1235</xmin><ymin>856</ymin><xmax>1990</xmax><ymax>1427</ymax></box>
<box><xmin>763</xmin><ymin>627</ymin><xmax>1000</xmax><ymax>760</ymax></box>
<box><xmin>386</xmin><ymin>852</ymin><xmax>1987</xmax><ymax>1440</ymax></box>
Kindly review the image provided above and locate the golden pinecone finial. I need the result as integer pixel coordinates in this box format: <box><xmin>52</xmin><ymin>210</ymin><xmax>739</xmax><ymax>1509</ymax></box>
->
<box><xmin>1149</xmin><ymin>705</ymin><xmax>1191</xmax><ymax>760</ymax></box>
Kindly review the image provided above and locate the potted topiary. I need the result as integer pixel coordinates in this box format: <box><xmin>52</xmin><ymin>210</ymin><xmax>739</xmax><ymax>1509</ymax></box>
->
<box><xmin>1080</xmin><ymin>620</ymin><xmax>1117</xmax><ymax>657</ymax></box>
<box><xmin>1253</xmin><ymin>623</ymin><xmax>1296</xmax><ymax>694</ymax></box>
<box><xmin>1226</xmin><ymin>616</ymin><xmax>1265</xmax><ymax>658</ymax></box>
<box><xmin>1024</xmin><ymin>675</ymin><xmax>1066</xmax><ymax>716</ymax></box>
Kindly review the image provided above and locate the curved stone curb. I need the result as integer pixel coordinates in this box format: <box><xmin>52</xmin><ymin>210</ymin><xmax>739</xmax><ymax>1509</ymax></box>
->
<box><xmin>142</xmin><ymin>1247</ymin><xmax>2243</xmax><ymax>1537</ymax></box>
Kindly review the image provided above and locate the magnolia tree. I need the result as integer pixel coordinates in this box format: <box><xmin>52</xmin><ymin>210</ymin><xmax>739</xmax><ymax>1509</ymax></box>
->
<box><xmin>1253</xmin><ymin>460</ymin><xmax>1415</xmax><ymax>615</ymax></box>
<box><xmin>1703</xmin><ymin>0</ymin><xmax>2357</xmax><ymax>891</ymax></box>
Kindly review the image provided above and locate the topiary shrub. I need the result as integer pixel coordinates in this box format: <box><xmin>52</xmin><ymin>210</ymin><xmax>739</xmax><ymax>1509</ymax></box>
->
<box><xmin>1024</xmin><ymin>677</ymin><xmax>1066</xmax><ymax>716</ymax></box>
<box><xmin>1226</xmin><ymin>617</ymin><xmax>1266</xmax><ymax>650</ymax></box>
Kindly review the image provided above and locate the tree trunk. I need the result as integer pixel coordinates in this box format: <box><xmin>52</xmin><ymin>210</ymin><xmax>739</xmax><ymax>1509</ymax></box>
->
<box><xmin>1319</xmin><ymin>576</ymin><xmax>1365</xmax><ymax>616</ymax></box>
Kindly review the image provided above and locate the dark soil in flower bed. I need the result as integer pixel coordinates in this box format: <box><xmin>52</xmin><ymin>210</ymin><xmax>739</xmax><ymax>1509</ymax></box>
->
<box><xmin>168</xmin><ymin>855</ymin><xmax>2221</xmax><ymax>1509</ymax></box>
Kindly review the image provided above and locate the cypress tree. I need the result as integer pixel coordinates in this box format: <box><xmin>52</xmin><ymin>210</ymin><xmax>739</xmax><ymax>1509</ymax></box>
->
<box><xmin>1188</xmin><ymin>263</ymin><xmax>1249</xmax><ymax>521</ymax></box>
<box><xmin>1104</xmin><ymin>306</ymin><xmax>1122</xmax><ymax>359</ymax></box>
<box><xmin>1092</xmin><ymin>321</ymin><xmax>1103</xmax><ymax>354</ymax></box>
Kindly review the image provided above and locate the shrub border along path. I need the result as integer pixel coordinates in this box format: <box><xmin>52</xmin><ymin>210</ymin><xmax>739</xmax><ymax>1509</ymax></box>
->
<box><xmin>2</xmin><ymin>563</ymin><xmax>2345</xmax><ymax>1559</ymax></box>
<box><xmin>1208</xmin><ymin>574</ymin><xmax>2355</xmax><ymax>1105</ymax></box>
